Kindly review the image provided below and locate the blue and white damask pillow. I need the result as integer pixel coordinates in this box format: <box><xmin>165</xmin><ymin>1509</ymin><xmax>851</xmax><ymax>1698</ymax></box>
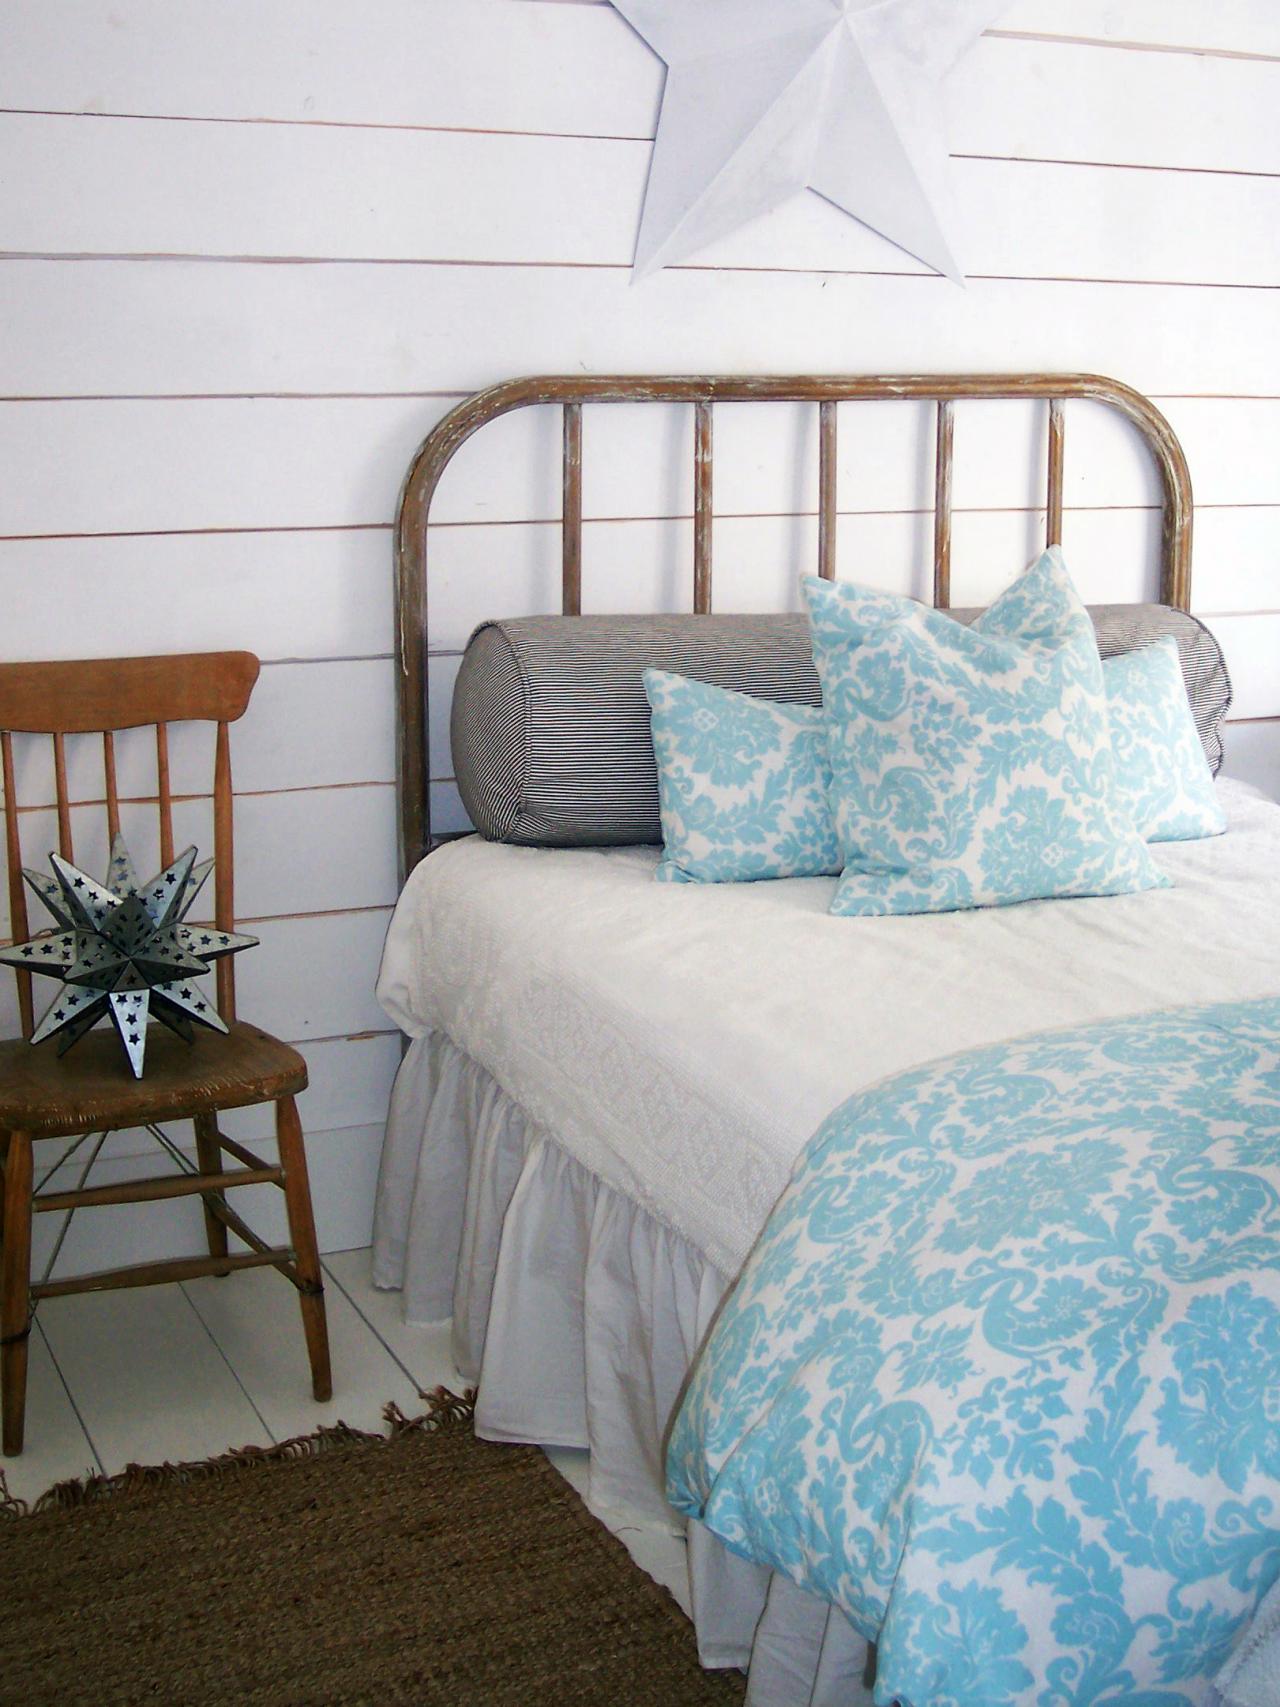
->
<box><xmin>644</xmin><ymin>669</ymin><xmax>841</xmax><ymax>883</ymax></box>
<box><xmin>1105</xmin><ymin>639</ymin><xmax>1227</xmax><ymax>842</ymax></box>
<box><xmin>803</xmin><ymin>549</ymin><xmax>1170</xmax><ymax>915</ymax></box>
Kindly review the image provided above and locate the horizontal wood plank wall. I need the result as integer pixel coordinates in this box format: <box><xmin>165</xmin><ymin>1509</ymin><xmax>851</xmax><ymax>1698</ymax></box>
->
<box><xmin>1</xmin><ymin>0</ymin><xmax>1277</xmax><ymax>1258</ymax></box>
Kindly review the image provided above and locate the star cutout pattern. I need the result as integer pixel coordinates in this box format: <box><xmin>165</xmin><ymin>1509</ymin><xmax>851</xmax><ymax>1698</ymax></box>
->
<box><xmin>611</xmin><ymin>0</ymin><xmax>1010</xmax><ymax>281</ymax></box>
<box><xmin>0</xmin><ymin>833</ymin><xmax>258</xmax><ymax>1078</ymax></box>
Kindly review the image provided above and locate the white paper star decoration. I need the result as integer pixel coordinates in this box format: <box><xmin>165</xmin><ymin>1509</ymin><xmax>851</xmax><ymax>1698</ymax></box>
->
<box><xmin>0</xmin><ymin>833</ymin><xmax>257</xmax><ymax>1078</ymax></box>
<box><xmin>611</xmin><ymin>0</ymin><xmax>1011</xmax><ymax>281</ymax></box>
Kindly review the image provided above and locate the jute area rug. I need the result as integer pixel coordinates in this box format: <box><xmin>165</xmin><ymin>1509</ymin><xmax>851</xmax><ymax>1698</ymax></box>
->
<box><xmin>0</xmin><ymin>1389</ymin><xmax>746</xmax><ymax>1706</ymax></box>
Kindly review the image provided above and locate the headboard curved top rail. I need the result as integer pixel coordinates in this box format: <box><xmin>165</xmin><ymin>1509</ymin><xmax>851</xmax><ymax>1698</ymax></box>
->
<box><xmin>395</xmin><ymin>373</ymin><xmax>1194</xmax><ymax>877</ymax></box>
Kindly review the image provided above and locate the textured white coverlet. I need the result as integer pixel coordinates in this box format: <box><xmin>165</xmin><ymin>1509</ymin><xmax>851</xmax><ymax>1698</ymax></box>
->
<box><xmin>377</xmin><ymin>779</ymin><xmax>1280</xmax><ymax>1277</ymax></box>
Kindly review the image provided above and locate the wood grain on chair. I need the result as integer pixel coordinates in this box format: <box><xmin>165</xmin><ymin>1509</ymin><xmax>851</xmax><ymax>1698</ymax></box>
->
<box><xmin>0</xmin><ymin>650</ymin><xmax>331</xmax><ymax>1456</ymax></box>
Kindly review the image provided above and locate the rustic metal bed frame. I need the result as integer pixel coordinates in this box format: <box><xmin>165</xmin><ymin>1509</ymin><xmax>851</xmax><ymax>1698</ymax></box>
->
<box><xmin>394</xmin><ymin>374</ymin><xmax>1194</xmax><ymax>877</ymax></box>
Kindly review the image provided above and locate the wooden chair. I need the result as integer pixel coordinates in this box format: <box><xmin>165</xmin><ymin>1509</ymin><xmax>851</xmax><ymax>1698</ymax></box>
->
<box><xmin>0</xmin><ymin>653</ymin><xmax>331</xmax><ymax>1455</ymax></box>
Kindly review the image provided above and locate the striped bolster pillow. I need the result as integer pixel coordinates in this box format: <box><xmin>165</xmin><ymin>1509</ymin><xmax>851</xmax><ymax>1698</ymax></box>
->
<box><xmin>450</xmin><ymin>606</ymin><xmax>1231</xmax><ymax>848</ymax></box>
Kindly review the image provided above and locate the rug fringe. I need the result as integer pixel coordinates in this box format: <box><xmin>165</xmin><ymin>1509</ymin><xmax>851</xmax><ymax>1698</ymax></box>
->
<box><xmin>0</xmin><ymin>1385</ymin><xmax>476</xmax><ymax>1517</ymax></box>
<box><xmin>384</xmin><ymin>1386</ymin><xmax>476</xmax><ymax>1434</ymax></box>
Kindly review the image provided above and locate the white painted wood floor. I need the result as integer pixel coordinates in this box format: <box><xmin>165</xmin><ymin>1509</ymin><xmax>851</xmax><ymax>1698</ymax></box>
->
<box><xmin>4</xmin><ymin>1246</ymin><xmax>690</xmax><ymax>1612</ymax></box>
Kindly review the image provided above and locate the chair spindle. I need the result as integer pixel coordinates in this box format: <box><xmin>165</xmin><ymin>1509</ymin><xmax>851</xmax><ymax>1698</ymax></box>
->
<box><xmin>155</xmin><ymin>723</ymin><xmax>174</xmax><ymax>869</ymax></box>
<box><xmin>52</xmin><ymin>734</ymin><xmax>73</xmax><ymax>862</ymax></box>
<box><xmin>102</xmin><ymin>730</ymin><xmax>121</xmax><ymax>840</ymax></box>
<box><xmin>213</xmin><ymin>720</ymin><xmax>236</xmax><ymax>1023</ymax></box>
<box><xmin>2</xmin><ymin>732</ymin><xmax>33</xmax><ymax>1037</ymax></box>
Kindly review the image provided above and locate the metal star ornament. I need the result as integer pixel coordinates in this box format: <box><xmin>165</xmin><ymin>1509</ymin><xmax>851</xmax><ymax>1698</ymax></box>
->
<box><xmin>0</xmin><ymin>834</ymin><xmax>257</xmax><ymax>1078</ymax></box>
<box><xmin>611</xmin><ymin>0</ymin><xmax>1010</xmax><ymax>281</ymax></box>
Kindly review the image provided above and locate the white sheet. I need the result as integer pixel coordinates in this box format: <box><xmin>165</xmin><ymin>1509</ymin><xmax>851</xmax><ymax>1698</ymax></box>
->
<box><xmin>377</xmin><ymin>779</ymin><xmax>1280</xmax><ymax>1277</ymax></box>
<box><xmin>372</xmin><ymin>1028</ymin><xmax>876</xmax><ymax>1700</ymax></box>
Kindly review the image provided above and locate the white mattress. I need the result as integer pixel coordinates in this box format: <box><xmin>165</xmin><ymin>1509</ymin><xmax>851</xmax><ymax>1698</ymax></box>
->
<box><xmin>377</xmin><ymin>778</ymin><xmax>1280</xmax><ymax>1277</ymax></box>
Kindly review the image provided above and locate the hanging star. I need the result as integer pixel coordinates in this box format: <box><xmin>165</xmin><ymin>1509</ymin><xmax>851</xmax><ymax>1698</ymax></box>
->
<box><xmin>0</xmin><ymin>833</ymin><xmax>257</xmax><ymax>1078</ymax></box>
<box><xmin>611</xmin><ymin>0</ymin><xmax>1010</xmax><ymax>281</ymax></box>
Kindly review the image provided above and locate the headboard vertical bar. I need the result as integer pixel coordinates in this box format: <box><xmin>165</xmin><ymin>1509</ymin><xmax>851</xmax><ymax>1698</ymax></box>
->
<box><xmin>818</xmin><ymin>401</ymin><xmax>838</xmax><ymax>580</ymax></box>
<box><xmin>52</xmin><ymin>733</ymin><xmax>73</xmax><ymax>862</ymax></box>
<box><xmin>1047</xmin><ymin>398</ymin><xmax>1065</xmax><ymax>548</ymax></box>
<box><xmin>933</xmin><ymin>400</ymin><xmax>954</xmax><ymax>608</ymax></box>
<box><xmin>562</xmin><ymin>402</ymin><xmax>583</xmax><ymax>616</ymax></box>
<box><xmin>2</xmin><ymin>732</ymin><xmax>34</xmax><ymax>1038</ymax></box>
<box><xmin>693</xmin><ymin>401</ymin><xmax>713</xmax><ymax>614</ymax></box>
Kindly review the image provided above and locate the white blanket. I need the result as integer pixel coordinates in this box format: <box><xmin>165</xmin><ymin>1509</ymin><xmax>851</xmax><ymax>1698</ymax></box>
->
<box><xmin>377</xmin><ymin>779</ymin><xmax>1280</xmax><ymax>1277</ymax></box>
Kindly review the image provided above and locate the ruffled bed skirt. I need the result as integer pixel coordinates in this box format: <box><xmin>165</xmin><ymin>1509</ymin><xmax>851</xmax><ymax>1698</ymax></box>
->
<box><xmin>372</xmin><ymin>1031</ymin><xmax>873</xmax><ymax>1705</ymax></box>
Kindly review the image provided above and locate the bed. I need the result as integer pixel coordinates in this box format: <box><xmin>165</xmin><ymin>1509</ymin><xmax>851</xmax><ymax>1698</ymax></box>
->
<box><xmin>373</xmin><ymin>375</ymin><xmax>1280</xmax><ymax>1705</ymax></box>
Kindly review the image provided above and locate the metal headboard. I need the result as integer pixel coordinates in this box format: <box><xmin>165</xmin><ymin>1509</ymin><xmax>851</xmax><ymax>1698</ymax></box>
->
<box><xmin>395</xmin><ymin>373</ymin><xmax>1194</xmax><ymax>877</ymax></box>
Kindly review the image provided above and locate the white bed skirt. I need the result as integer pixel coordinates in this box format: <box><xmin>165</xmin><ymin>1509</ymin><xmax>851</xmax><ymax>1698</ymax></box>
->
<box><xmin>372</xmin><ymin>1030</ymin><xmax>873</xmax><ymax>1705</ymax></box>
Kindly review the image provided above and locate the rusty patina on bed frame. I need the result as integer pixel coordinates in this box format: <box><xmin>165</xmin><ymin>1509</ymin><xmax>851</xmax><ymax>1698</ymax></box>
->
<box><xmin>395</xmin><ymin>374</ymin><xmax>1194</xmax><ymax>878</ymax></box>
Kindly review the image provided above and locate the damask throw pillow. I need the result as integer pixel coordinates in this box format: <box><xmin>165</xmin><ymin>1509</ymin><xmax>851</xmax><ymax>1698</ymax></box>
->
<box><xmin>1104</xmin><ymin>639</ymin><xmax>1227</xmax><ymax>842</ymax></box>
<box><xmin>643</xmin><ymin>668</ymin><xmax>841</xmax><ymax>883</ymax></box>
<box><xmin>803</xmin><ymin>548</ymin><xmax>1170</xmax><ymax>915</ymax></box>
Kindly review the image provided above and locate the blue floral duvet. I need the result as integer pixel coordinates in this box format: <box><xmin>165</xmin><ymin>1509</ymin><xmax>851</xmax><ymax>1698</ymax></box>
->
<box><xmin>667</xmin><ymin>996</ymin><xmax>1280</xmax><ymax>1706</ymax></box>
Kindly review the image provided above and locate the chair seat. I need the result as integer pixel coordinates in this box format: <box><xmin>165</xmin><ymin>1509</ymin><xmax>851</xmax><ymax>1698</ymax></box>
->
<box><xmin>0</xmin><ymin>1021</ymin><xmax>307</xmax><ymax>1138</ymax></box>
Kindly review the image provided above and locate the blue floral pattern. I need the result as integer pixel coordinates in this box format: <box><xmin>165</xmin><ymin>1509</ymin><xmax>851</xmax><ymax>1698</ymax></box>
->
<box><xmin>667</xmin><ymin>995</ymin><xmax>1280</xmax><ymax>1706</ymax></box>
<box><xmin>803</xmin><ymin>549</ymin><xmax>1170</xmax><ymax>915</ymax></box>
<box><xmin>644</xmin><ymin>668</ymin><xmax>841</xmax><ymax>883</ymax></box>
<box><xmin>1105</xmin><ymin>640</ymin><xmax>1227</xmax><ymax>843</ymax></box>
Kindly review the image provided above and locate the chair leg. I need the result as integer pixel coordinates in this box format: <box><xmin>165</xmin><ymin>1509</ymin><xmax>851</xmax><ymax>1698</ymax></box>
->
<box><xmin>1</xmin><ymin>1131</ymin><xmax>33</xmax><ymax>1457</ymax></box>
<box><xmin>193</xmin><ymin>1113</ymin><xmax>231</xmax><ymax>1277</ymax></box>
<box><xmin>275</xmin><ymin>1096</ymin><xmax>331</xmax><ymax>1403</ymax></box>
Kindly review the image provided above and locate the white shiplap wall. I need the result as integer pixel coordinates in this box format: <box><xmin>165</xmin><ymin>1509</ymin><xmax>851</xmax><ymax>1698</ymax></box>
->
<box><xmin>1</xmin><ymin>0</ymin><xmax>1276</xmax><ymax>1266</ymax></box>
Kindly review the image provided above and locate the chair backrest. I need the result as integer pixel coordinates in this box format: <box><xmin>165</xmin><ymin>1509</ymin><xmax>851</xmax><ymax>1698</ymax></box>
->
<box><xmin>0</xmin><ymin>652</ymin><xmax>260</xmax><ymax>1038</ymax></box>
